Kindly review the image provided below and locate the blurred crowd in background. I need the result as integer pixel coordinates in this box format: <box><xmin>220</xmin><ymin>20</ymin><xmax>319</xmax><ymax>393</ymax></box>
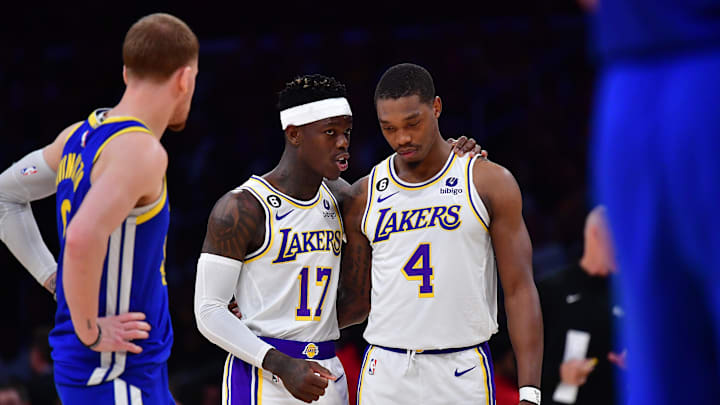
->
<box><xmin>0</xmin><ymin>2</ymin><xmax>595</xmax><ymax>403</ymax></box>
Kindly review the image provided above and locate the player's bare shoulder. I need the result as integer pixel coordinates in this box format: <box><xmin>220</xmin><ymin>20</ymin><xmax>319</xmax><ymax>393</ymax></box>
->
<box><xmin>202</xmin><ymin>188</ymin><xmax>266</xmax><ymax>261</ymax></box>
<box><xmin>470</xmin><ymin>158</ymin><xmax>522</xmax><ymax>218</ymax></box>
<box><xmin>43</xmin><ymin>121</ymin><xmax>85</xmax><ymax>170</ymax></box>
<box><xmin>93</xmin><ymin>130</ymin><xmax>168</xmax><ymax>177</ymax></box>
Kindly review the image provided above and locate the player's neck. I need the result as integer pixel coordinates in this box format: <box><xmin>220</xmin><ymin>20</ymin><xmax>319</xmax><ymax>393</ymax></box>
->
<box><xmin>394</xmin><ymin>134</ymin><xmax>452</xmax><ymax>183</ymax></box>
<box><xmin>264</xmin><ymin>150</ymin><xmax>323</xmax><ymax>201</ymax></box>
<box><xmin>108</xmin><ymin>87</ymin><xmax>173</xmax><ymax>139</ymax></box>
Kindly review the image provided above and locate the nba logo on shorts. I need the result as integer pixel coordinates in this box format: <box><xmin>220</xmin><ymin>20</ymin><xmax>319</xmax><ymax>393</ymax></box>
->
<box><xmin>368</xmin><ymin>359</ymin><xmax>377</xmax><ymax>375</ymax></box>
<box><xmin>21</xmin><ymin>166</ymin><xmax>37</xmax><ymax>176</ymax></box>
<box><xmin>302</xmin><ymin>343</ymin><xmax>319</xmax><ymax>359</ymax></box>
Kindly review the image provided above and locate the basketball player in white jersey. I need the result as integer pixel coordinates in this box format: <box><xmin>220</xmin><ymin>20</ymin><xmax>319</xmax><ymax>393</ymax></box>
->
<box><xmin>194</xmin><ymin>75</ymin><xmax>352</xmax><ymax>405</ymax></box>
<box><xmin>338</xmin><ymin>63</ymin><xmax>543</xmax><ymax>405</ymax></box>
<box><xmin>193</xmin><ymin>74</ymin><xmax>485</xmax><ymax>405</ymax></box>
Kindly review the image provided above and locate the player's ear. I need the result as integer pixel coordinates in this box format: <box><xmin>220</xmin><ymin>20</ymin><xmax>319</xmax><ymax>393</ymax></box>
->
<box><xmin>285</xmin><ymin>125</ymin><xmax>302</xmax><ymax>146</ymax></box>
<box><xmin>433</xmin><ymin>96</ymin><xmax>442</xmax><ymax>119</ymax></box>
<box><xmin>177</xmin><ymin>65</ymin><xmax>194</xmax><ymax>95</ymax></box>
<box><xmin>123</xmin><ymin>66</ymin><xmax>129</xmax><ymax>85</ymax></box>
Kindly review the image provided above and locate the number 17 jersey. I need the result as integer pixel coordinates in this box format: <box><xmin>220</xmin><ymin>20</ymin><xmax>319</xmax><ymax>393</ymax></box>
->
<box><xmin>234</xmin><ymin>176</ymin><xmax>343</xmax><ymax>343</ymax></box>
<box><xmin>361</xmin><ymin>152</ymin><xmax>498</xmax><ymax>350</ymax></box>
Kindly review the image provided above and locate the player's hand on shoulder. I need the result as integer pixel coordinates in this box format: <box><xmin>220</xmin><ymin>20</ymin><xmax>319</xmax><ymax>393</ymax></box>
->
<box><xmin>263</xmin><ymin>349</ymin><xmax>335</xmax><ymax>403</ymax></box>
<box><xmin>88</xmin><ymin>312</ymin><xmax>151</xmax><ymax>354</ymax></box>
<box><xmin>447</xmin><ymin>135</ymin><xmax>489</xmax><ymax>159</ymax></box>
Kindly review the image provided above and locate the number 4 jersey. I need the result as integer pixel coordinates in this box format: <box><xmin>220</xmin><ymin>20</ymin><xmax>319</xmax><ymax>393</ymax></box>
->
<box><xmin>233</xmin><ymin>176</ymin><xmax>343</xmax><ymax>343</ymax></box>
<box><xmin>361</xmin><ymin>152</ymin><xmax>498</xmax><ymax>350</ymax></box>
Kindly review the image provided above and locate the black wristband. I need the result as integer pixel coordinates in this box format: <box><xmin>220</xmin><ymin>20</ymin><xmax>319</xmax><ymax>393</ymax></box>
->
<box><xmin>82</xmin><ymin>325</ymin><xmax>102</xmax><ymax>349</ymax></box>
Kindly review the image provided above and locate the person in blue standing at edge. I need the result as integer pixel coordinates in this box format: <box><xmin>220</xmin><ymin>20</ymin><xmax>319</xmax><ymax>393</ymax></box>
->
<box><xmin>0</xmin><ymin>13</ymin><xmax>199</xmax><ymax>404</ymax></box>
<box><xmin>589</xmin><ymin>0</ymin><xmax>720</xmax><ymax>402</ymax></box>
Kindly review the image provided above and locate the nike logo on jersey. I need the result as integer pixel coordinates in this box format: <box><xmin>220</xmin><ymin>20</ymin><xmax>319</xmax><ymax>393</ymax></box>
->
<box><xmin>275</xmin><ymin>210</ymin><xmax>294</xmax><ymax>221</ymax></box>
<box><xmin>566</xmin><ymin>293</ymin><xmax>582</xmax><ymax>304</ymax></box>
<box><xmin>454</xmin><ymin>366</ymin><xmax>476</xmax><ymax>377</ymax></box>
<box><xmin>334</xmin><ymin>373</ymin><xmax>345</xmax><ymax>383</ymax></box>
<box><xmin>377</xmin><ymin>192</ymin><xmax>399</xmax><ymax>203</ymax></box>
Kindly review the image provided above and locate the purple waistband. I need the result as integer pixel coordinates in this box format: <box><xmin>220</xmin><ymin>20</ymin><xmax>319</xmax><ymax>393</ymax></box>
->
<box><xmin>260</xmin><ymin>337</ymin><xmax>336</xmax><ymax>360</ymax></box>
<box><xmin>375</xmin><ymin>343</ymin><xmax>484</xmax><ymax>355</ymax></box>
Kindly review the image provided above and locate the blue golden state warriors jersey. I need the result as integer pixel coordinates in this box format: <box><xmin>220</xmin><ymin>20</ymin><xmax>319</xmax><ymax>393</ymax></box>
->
<box><xmin>50</xmin><ymin>109</ymin><xmax>173</xmax><ymax>388</ymax></box>
<box><xmin>592</xmin><ymin>0</ymin><xmax>720</xmax><ymax>61</ymax></box>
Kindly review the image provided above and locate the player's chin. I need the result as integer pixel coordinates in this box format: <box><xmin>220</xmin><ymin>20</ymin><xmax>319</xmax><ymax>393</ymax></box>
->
<box><xmin>396</xmin><ymin>153</ymin><xmax>423</xmax><ymax>165</ymax></box>
<box><xmin>167</xmin><ymin>121</ymin><xmax>186</xmax><ymax>132</ymax></box>
<box><xmin>395</xmin><ymin>146</ymin><xmax>424</xmax><ymax>163</ymax></box>
<box><xmin>323</xmin><ymin>167</ymin><xmax>342</xmax><ymax>180</ymax></box>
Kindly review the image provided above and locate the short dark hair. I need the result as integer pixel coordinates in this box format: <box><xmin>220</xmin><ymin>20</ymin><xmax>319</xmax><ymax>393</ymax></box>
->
<box><xmin>277</xmin><ymin>74</ymin><xmax>347</xmax><ymax>111</ymax></box>
<box><xmin>123</xmin><ymin>13</ymin><xmax>199</xmax><ymax>80</ymax></box>
<box><xmin>374</xmin><ymin>63</ymin><xmax>435</xmax><ymax>105</ymax></box>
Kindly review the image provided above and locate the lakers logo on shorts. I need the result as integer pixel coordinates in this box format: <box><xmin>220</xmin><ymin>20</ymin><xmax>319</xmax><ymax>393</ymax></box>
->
<box><xmin>302</xmin><ymin>343</ymin><xmax>319</xmax><ymax>359</ymax></box>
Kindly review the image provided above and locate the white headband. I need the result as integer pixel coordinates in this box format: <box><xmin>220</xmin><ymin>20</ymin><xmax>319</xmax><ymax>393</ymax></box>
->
<box><xmin>280</xmin><ymin>97</ymin><xmax>352</xmax><ymax>130</ymax></box>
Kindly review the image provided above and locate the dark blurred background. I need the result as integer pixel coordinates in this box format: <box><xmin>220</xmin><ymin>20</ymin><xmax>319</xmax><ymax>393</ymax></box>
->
<box><xmin>0</xmin><ymin>1</ymin><xmax>595</xmax><ymax>403</ymax></box>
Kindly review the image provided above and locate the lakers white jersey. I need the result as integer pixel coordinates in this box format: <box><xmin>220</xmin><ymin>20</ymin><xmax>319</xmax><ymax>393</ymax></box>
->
<box><xmin>234</xmin><ymin>175</ymin><xmax>343</xmax><ymax>342</ymax></box>
<box><xmin>361</xmin><ymin>153</ymin><xmax>498</xmax><ymax>349</ymax></box>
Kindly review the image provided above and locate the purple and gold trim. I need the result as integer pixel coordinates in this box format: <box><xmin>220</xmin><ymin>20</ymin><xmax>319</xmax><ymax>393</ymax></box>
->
<box><xmin>465</xmin><ymin>155</ymin><xmax>490</xmax><ymax>232</ymax></box>
<box><xmin>388</xmin><ymin>153</ymin><xmax>456</xmax><ymax>190</ymax></box>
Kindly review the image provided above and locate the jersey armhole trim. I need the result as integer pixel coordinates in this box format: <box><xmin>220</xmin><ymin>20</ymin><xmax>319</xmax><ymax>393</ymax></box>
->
<box><xmin>466</xmin><ymin>156</ymin><xmax>490</xmax><ymax>233</ymax></box>
<box><xmin>361</xmin><ymin>167</ymin><xmax>377</xmax><ymax>237</ymax></box>
<box><xmin>92</xmin><ymin>126</ymin><xmax>153</xmax><ymax>163</ymax></box>
<box><xmin>134</xmin><ymin>178</ymin><xmax>167</xmax><ymax>225</ymax></box>
<box><xmin>242</xmin><ymin>186</ymin><xmax>273</xmax><ymax>263</ymax></box>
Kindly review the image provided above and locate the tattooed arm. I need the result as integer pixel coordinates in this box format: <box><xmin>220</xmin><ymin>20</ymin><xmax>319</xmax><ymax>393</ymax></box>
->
<box><xmin>201</xmin><ymin>190</ymin><xmax>265</xmax><ymax>259</ymax></box>
<box><xmin>337</xmin><ymin>177</ymin><xmax>373</xmax><ymax>329</ymax></box>
<box><xmin>195</xmin><ymin>189</ymin><xmax>334</xmax><ymax>403</ymax></box>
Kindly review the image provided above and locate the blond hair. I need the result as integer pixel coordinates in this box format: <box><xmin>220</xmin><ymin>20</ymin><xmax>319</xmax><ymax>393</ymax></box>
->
<box><xmin>122</xmin><ymin>13</ymin><xmax>199</xmax><ymax>80</ymax></box>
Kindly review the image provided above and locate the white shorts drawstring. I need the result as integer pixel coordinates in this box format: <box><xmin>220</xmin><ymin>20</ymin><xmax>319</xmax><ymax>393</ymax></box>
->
<box><xmin>403</xmin><ymin>349</ymin><xmax>418</xmax><ymax>375</ymax></box>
